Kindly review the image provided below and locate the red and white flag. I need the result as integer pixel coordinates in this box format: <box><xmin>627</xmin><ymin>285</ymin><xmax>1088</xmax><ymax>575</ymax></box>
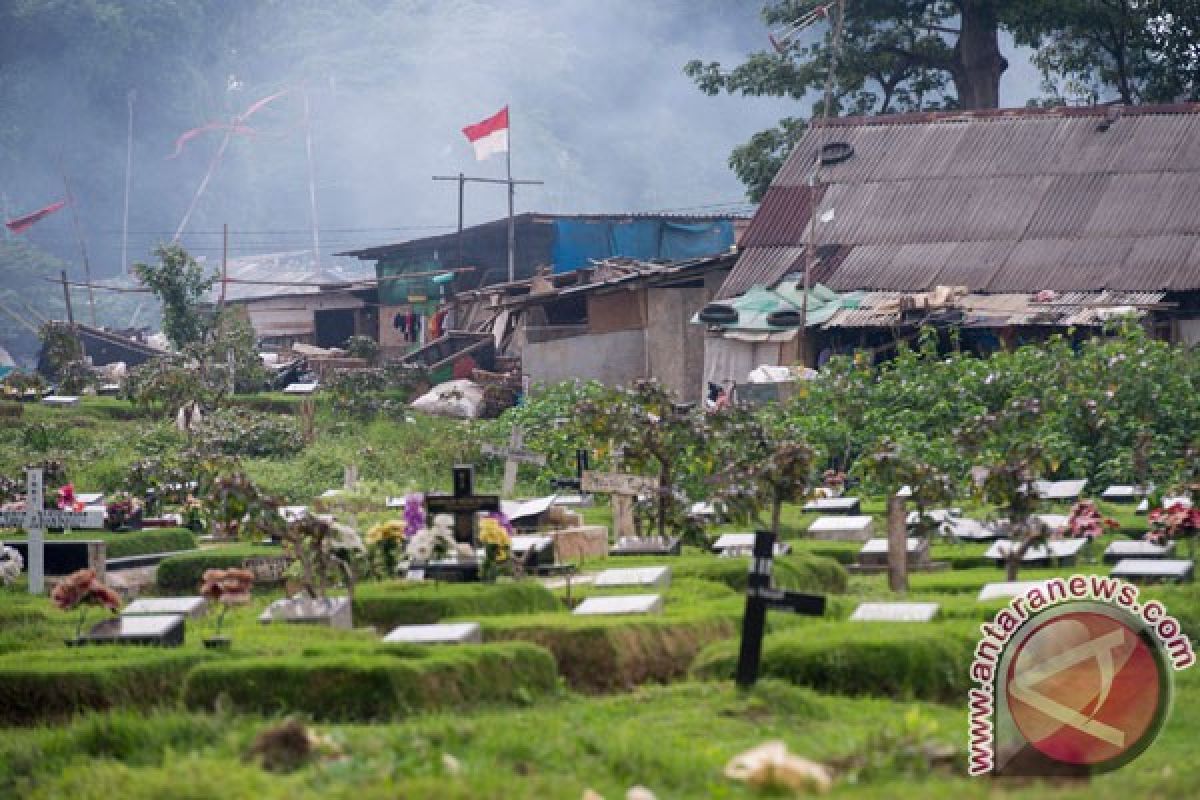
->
<box><xmin>462</xmin><ymin>107</ymin><xmax>509</xmax><ymax>161</ymax></box>
<box><xmin>5</xmin><ymin>199</ymin><xmax>67</xmax><ymax>234</ymax></box>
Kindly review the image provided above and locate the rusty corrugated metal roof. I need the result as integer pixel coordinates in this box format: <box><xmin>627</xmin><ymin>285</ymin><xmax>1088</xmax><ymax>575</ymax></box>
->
<box><xmin>735</xmin><ymin>103</ymin><xmax>1200</xmax><ymax>294</ymax></box>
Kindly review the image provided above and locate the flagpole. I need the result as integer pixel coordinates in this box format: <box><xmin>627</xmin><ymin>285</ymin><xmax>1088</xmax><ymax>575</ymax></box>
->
<box><xmin>122</xmin><ymin>89</ymin><xmax>135</xmax><ymax>275</ymax></box>
<box><xmin>59</xmin><ymin>163</ymin><xmax>97</xmax><ymax>326</ymax></box>
<box><xmin>303</xmin><ymin>88</ymin><xmax>321</xmax><ymax>271</ymax></box>
<box><xmin>173</xmin><ymin>127</ymin><xmax>233</xmax><ymax>244</ymax></box>
<box><xmin>506</xmin><ymin>106</ymin><xmax>515</xmax><ymax>283</ymax></box>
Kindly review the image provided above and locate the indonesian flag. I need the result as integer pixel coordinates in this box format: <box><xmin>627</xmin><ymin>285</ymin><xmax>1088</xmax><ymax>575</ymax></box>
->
<box><xmin>5</xmin><ymin>200</ymin><xmax>67</xmax><ymax>234</ymax></box>
<box><xmin>462</xmin><ymin>106</ymin><xmax>509</xmax><ymax>161</ymax></box>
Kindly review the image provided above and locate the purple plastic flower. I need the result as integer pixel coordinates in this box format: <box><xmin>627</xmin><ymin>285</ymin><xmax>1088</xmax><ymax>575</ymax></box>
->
<box><xmin>404</xmin><ymin>493</ymin><xmax>425</xmax><ymax>538</ymax></box>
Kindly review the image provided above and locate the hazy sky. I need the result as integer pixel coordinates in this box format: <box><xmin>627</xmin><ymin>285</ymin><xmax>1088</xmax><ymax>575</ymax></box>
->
<box><xmin>1</xmin><ymin>1</ymin><xmax>1044</xmax><ymax>276</ymax></box>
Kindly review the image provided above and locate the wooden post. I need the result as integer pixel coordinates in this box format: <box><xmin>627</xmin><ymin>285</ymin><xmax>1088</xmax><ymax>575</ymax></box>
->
<box><xmin>887</xmin><ymin>492</ymin><xmax>908</xmax><ymax>593</ymax></box>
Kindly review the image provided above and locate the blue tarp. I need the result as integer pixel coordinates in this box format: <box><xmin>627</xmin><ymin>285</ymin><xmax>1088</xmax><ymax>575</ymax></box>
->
<box><xmin>551</xmin><ymin>219</ymin><xmax>734</xmax><ymax>273</ymax></box>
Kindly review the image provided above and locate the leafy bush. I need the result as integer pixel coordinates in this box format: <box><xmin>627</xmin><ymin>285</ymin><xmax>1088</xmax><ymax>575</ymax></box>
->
<box><xmin>182</xmin><ymin>642</ymin><xmax>557</xmax><ymax>720</ymax></box>
<box><xmin>691</xmin><ymin>621</ymin><xmax>979</xmax><ymax>702</ymax></box>
<box><xmin>156</xmin><ymin>547</ymin><xmax>286</xmax><ymax>593</ymax></box>
<box><xmin>672</xmin><ymin>552</ymin><xmax>848</xmax><ymax>595</ymax></box>
<box><xmin>104</xmin><ymin>528</ymin><xmax>196</xmax><ymax>559</ymax></box>
<box><xmin>193</xmin><ymin>409</ymin><xmax>304</xmax><ymax>458</ymax></box>
<box><xmin>353</xmin><ymin>581</ymin><xmax>561</xmax><ymax>629</ymax></box>
<box><xmin>0</xmin><ymin>649</ymin><xmax>210</xmax><ymax>724</ymax></box>
<box><xmin>481</xmin><ymin>614</ymin><xmax>736</xmax><ymax>692</ymax></box>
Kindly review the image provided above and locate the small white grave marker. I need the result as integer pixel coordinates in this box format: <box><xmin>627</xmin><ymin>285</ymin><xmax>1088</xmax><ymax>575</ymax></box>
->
<box><xmin>123</xmin><ymin>596</ymin><xmax>207</xmax><ymax>619</ymax></box>
<box><xmin>802</xmin><ymin>497</ymin><xmax>861</xmax><ymax>514</ymax></box>
<box><xmin>1103</xmin><ymin>540</ymin><xmax>1175</xmax><ymax>563</ymax></box>
<box><xmin>978</xmin><ymin>581</ymin><xmax>1049</xmax><ymax>602</ymax></box>
<box><xmin>481</xmin><ymin>427</ymin><xmax>547</xmax><ymax>497</ymax></box>
<box><xmin>985</xmin><ymin>538</ymin><xmax>1085</xmax><ymax>563</ymax></box>
<box><xmin>42</xmin><ymin>395</ymin><xmax>79</xmax><ymax>407</ymax></box>
<box><xmin>1101</xmin><ymin>485</ymin><xmax>1152</xmax><ymax>502</ymax></box>
<box><xmin>905</xmin><ymin>508</ymin><xmax>960</xmax><ymax>526</ymax></box>
<box><xmin>383</xmin><ymin>622</ymin><xmax>482</xmax><ymax>644</ymax></box>
<box><xmin>1110</xmin><ymin>559</ymin><xmax>1195</xmax><ymax>583</ymax></box>
<box><xmin>573</xmin><ymin>594</ymin><xmax>663</xmax><ymax>616</ymax></box>
<box><xmin>1031</xmin><ymin>479</ymin><xmax>1087</xmax><ymax>501</ymax></box>
<box><xmin>807</xmin><ymin>515</ymin><xmax>874</xmax><ymax>541</ymax></box>
<box><xmin>283</xmin><ymin>382</ymin><xmax>318</xmax><ymax>394</ymax></box>
<box><xmin>593</xmin><ymin>566</ymin><xmax>671</xmax><ymax>588</ymax></box>
<box><xmin>712</xmin><ymin>533</ymin><xmax>791</xmax><ymax>556</ymax></box>
<box><xmin>850</xmin><ymin>602</ymin><xmax>939</xmax><ymax>622</ymax></box>
<box><xmin>82</xmin><ymin>613</ymin><xmax>186</xmax><ymax>646</ymax></box>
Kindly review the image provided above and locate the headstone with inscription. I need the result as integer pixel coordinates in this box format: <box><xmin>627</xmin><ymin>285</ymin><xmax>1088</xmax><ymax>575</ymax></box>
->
<box><xmin>4</xmin><ymin>468</ymin><xmax>106</xmax><ymax>594</ymax></box>
<box><xmin>582</xmin><ymin>470</ymin><xmax>657</xmax><ymax>543</ymax></box>
<box><xmin>1110</xmin><ymin>558</ymin><xmax>1194</xmax><ymax>584</ymax></box>
<box><xmin>713</xmin><ymin>532</ymin><xmax>791</xmax><ymax>557</ymax></box>
<box><xmin>802</xmin><ymin>496</ymin><xmax>862</xmax><ymax>515</ymax></box>
<box><xmin>425</xmin><ymin>465</ymin><xmax>499</xmax><ymax>547</ymax></box>
<box><xmin>1103</xmin><ymin>540</ymin><xmax>1175</xmax><ymax>564</ymax></box>
<box><xmin>122</xmin><ymin>596</ymin><xmax>207</xmax><ymax>619</ymax></box>
<box><xmin>807</xmin><ymin>515</ymin><xmax>874</xmax><ymax>541</ymax></box>
<box><xmin>81</xmin><ymin>613</ymin><xmax>185</xmax><ymax>647</ymax></box>
<box><xmin>984</xmin><ymin>538</ymin><xmax>1085</xmax><ymax>566</ymax></box>
<box><xmin>593</xmin><ymin>565</ymin><xmax>671</xmax><ymax>589</ymax></box>
<box><xmin>383</xmin><ymin>622</ymin><xmax>482</xmax><ymax>645</ymax></box>
<box><xmin>573</xmin><ymin>594</ymin><xmax>664</xmax><ymax>616</ymax></box>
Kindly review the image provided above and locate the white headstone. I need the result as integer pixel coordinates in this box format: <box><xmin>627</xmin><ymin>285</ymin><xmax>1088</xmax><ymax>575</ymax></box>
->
<box><xmin>573</xmin><ymin>594</ymin><xmax>663</xmax><ymax>616</ymax></box>
<box><xmin>593</xmin><ymin>566</ymin><xmax>671</xmax><ymax>588</ymax></box>
<box><xmin>978</xmin><ymin>581</ymin><xmax>1050</xmax><ymax>601</ymax></box>
<box><xmin>859</xmin><ymin>537</ymin><xmax>923</xmax><ymax>556</ymax></box>
<box><xmin>690</xmin><ymin>501</ymin><xmax>718</xmax><ymax>517</ymax></box>
<box><xmin>123</xmin><ymin>596</ymin><xmax>207</xmax><ymax>618</ymax></box>
<box><xmin>1110</xmin><ymin>559</ymin><xmax>1195</xmax><ymax>582</ymax></box>
<box><xmin>42</xmin><ymin>395</ymin><xmax>79</xmax><ymax>407</ymax></box>
<box><xmin>83</xmin><ymin>613</ymin><xmax>185</xmax><ymax>645</ymax></box>
<box><xmin>1034</xmin><ymin>514</ymin><xmax>1070</xmax><ymax>534</ymax></box>
<box><xmin>905</xmin><ymin>508</ymin><xmax>960</xmax><ymax>526</ymax></box>
<box><xmin>712</xmin><ymin>532</ymin><xmax>791</xmax><ymax>556</ymax></box>
<box><xmin>1101</xmin><ymin>485</ymin><xmax>1153</xmax><ymax>502</ymax></box>
<box><xmin>278</xmin><ymin>505</ymin><xmax>310</xmax><ymax>523</ymax></box>
<box><xmin>1032</xmin><ymin>479</ymin><xmax>1087</xmax><ymax>501</ymax></box>
<box><xmin>945</xmin><ymin>517</ymin><xmax>1002</xmax><ymax>541</ymax></box>
<box><xmin>850</xmin><ymin>602</ymin><xmax>939</xmax><ymax>622</ymax></box>
<box><xmin>385</xmin><ymin>496</ymin><xmax>407</xmax><ymax>509</ymax></box>
<box><xmin>283</xmin><ymin>382</ymin><xmax>319</xmax><ymax>394</ymax></box>
<box><xmin>803</xmin><ymin>497</ymin><xmax>861</xmax><ymax>514</ymax></box>
<box><xmin>501</xmin><ymin>496</ymin><xmax>556</xmax><ymax>524</ymax></box>
<box><xmin>383</xmin><ymin>622</ymin><xmax>482</xmax><ymax>644</ymax></box>
<box><xmin>985</xmin><ymin>538</ymin><xmax>1086</xmax><ymax>562</ymax></box>
<box><xmin>1104</xmin><ymin>540</ymin><xmax>1175</xmax><ymax>560</ymax></box>
<box><xmin>807</xmin><ymin>515</ymin><xmax>874</xmax><ymax>540</ymax></box>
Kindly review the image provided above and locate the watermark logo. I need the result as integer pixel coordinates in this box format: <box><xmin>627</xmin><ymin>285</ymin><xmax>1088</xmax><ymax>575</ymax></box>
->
<box><xmin>968</xmin><ymin>576</ymin><xmax>1194</xmax><ymax>777</ymax></box>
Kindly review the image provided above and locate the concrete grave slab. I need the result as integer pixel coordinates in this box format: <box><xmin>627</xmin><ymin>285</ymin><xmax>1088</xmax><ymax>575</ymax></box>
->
<box><xmin>1103</xmin><ymin>540</ymin><xmax>1175</xmax><ymax>564</ymax></box>
<box><xmin>1110</xmin><ymin>559</ymin><xmax>1194</xmax><ymax>584</ymax></box>
<box><xmin>985</xmin><ymin>538</ymin><xmax>1086</xmax><ymax>564</ymax></box>
<box><xmin>1101</xmin><ymin>485</ymin><xmax>1153</xmax><ymax>503</ymax></box>
<box><xmin>1032</xmin><ymin>479</ymin><xmax>1087</xmax><ymax>501</ymax></box>
<box><xmin>383</xmin><ymin>622</ymin><xmax>482</xmax><ymax>644</ymax></box>
<box><xmin>82</xmin><ymin>613</ymin><xmax>185</xmax><ymax>647</ymax></box>
<box><xmin>42</xmin><ymin>395</ymin><xmax>79</xmax><ymax>407</ymax></box>
<box><xmin>850</xmin><ymin>602</ymin><xmax>939</xmax><ymax>622</ymax></box>
<box><xmin>573</xmin><ymin>594</ymin><xmax>663</xmax><ymax>616</ymax></box>
<box><xmin>593</xmin><ymin>566</ymin><xmax>671</xmax><ymax>589</ymax></box>
<box><xmin>259</xmin><ymin>595</ymin><xmax>352</xmax><ymax>629</ymax></box>
<box><xmin>807</xmin><ymin>515</ymin><xmax>874</xmax><ymax>541</ymax></box>
<box><xmin>282</xmin><ymin>382</ymin><xmax>318</xmax><ymax>394</ymax></box>
<box><xmin>712</xmin><ymin>533</ymin><xmax>791</xmax><ymax>556</ymax></box>
<box><xmin>122</xmin><ymin>596</ymin><xmax>207</xmax><ymax>619</ymax></box>
<box><xmin>802</xmin><ymin>497</ymin><xmax>861</xmax><ymax>514</ymax></box>
<box><xmin>978</xmin><ymin>581</ymin><xmax>1050</xmax><ymax>601</ymax></box>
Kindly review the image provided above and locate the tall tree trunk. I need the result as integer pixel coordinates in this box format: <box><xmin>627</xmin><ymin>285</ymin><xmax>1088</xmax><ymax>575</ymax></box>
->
<box><xmin>953</xmin><ymin>1</ymin><xmax>1008</xmax><ymax>109</ymax></box>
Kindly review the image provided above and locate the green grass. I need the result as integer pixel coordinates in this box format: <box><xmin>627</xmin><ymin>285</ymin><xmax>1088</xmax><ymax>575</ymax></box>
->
<box><xmin>1</xmin><ymin>528</ymin><xmax>196</xmax><ymax>560</ymax></box>
<box><xmin>353</xmin><ymin>580</ymin><xmax>562</xmax><ymax>630</ymax></box>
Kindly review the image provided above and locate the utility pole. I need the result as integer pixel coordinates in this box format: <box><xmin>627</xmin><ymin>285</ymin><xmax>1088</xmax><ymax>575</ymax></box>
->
<box><xmin>59</xmin><ymin>167</ymin><xmax>97</xmax><ymax>326</ymax></box>
<box><xmin>798</xmin><ymin>0</ymin><xmax>844</xmax><ymax>365</ymax></box>
<box><xmin>219</xmin><ymin>223</ymin><xmax>229</xmax><ymax>308</ymax></box>
<box><xmin>432</xmin><ymin>172</ymin><xmax>543</xmax><ymax>283</ymax></box>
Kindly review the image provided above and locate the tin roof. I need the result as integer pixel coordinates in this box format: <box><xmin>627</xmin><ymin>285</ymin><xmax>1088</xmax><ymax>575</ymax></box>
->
<box><xmin>724</xmin><ymin>103</ymin><xmax>1200</xmax><ymax>295</ymax></box>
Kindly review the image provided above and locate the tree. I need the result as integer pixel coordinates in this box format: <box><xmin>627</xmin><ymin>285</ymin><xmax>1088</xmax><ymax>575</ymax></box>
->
<box><xmin>1014</xmin><ymin>1</ymin><xmax>1200</xmax><ymax>105</ymax></box>
<box><xmin>133</xmin><ymin>244</ymin><xmax>216</xmax><ymax>350</ymax></box>
<box><xmin>710</xmin><ymin>409</ymin><xmax>815</xmax><ymax>539</ymax></box>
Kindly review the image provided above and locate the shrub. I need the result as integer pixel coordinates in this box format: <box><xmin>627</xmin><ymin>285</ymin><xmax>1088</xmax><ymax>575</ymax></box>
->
<box><xmin>691</xmin><ymin>621</ymin><xmax>979</xmax><ymax>702</ymax></box>
<box><xmin>0</xmin><ymin>649</ymin><xmax>210</xmax><ymax>725</ymax></box>
<box><xmin>105</xmin><ymin>528</ymin><xmax>196</xmax><ymax>560</ymax></box>
<box><xmin>353</xmin><ymin>581</ymin><xmax>560</xmax><ymax>630</ymax></box>
<box><xmin>182</xmin><ymin>642</ymin><xmax>557</xmax><ymax>720</ymax></box>
<box><xmin>674</xmin><ymin>553</ymin><xmax>848</xmax><ymax>595</ymax></box>
<box><xmin>481</xmin><ymin>614</ymin><xmax>737</xmax><ymax>692</ymax></box>
<box><xmin>193</xmin><ymin>409</ymin><xmax>304</xmax><ymax>458</ymax></box>
<box><xmin>156</xmin><ymin>547</ymin><xmax>286</xmax><ymax>593</ymax></box>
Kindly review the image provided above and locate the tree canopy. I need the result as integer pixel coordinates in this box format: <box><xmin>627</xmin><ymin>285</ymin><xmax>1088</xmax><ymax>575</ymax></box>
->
<box><xmin>689</xmin><ymin>1</ymin><xmax>1200</xmax><ymax>200</ymax></box>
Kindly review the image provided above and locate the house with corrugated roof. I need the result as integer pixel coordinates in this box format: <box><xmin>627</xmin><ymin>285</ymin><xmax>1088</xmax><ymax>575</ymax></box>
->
<box><xmin>702</xmin><ymin>103</ymin><xmax>1200</xmax><ymax>389</ymax></box>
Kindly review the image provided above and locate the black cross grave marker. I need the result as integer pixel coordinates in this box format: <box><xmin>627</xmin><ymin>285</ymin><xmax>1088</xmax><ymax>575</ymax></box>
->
<box><xmin>735</xmin><ymin>530</ymin><xmax>826</xmax><ymax>688</ymax></box>
<box><xmin>551</xmin><ymin>449</ymin><xmax>590</xmax><ymax>492</ymax></box>
<box><xmin>425</xmin><ymin>465</ymin><xmax>499</xmax><ymax>547</ymax></box>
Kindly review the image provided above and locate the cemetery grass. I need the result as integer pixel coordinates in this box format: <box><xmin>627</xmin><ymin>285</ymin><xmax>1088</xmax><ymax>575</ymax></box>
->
<box><xmin>3</xmin><ymin>672</ymin><xmax>1200</xmax><ymax>799</ymax></box>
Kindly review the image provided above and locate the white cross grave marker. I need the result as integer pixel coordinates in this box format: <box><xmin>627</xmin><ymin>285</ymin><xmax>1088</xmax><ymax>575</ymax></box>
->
<box><xmin>481</xmin><ymin>427</ymin><xmax>547</xmax><ymax>497</ymax></box>
<box><xmin>1</xmin><ymin>469</ymin><xmax>106</xmax><ymax>594</ymax></box>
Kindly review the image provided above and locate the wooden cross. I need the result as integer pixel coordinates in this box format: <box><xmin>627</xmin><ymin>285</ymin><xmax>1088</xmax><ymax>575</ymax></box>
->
<box><xmin>481</xmin><ymin>427</ymin><xmax>547</xmax><ymax>497</ymax></box>
<box><xmin>581</xmin><ymin>469</ymin><xmax>659</xmax><ymax>540</ymax></box>
<box><xmin>735</xmin><ymin>530</ymin><xmax>826</xmax><ymax>688</ymax></box>
<box><xmin>1</xmin><ymin>468</ymin><xmax>105</xmax><ymax>594</ymax></box>
<box><xmin>425</xmin><ymin>465</ymin><xmax>499</xmax><ymax>547</ymax></box>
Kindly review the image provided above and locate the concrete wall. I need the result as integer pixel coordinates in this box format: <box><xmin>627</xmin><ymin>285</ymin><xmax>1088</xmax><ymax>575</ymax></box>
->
<box><xmin>523</xmin><ymin>329</ymin><xmax>645</xmax><ymax>387</ymax></box>
<box><xmin>646</xmin><ymin>287</ymin><xmax>708</xmax><ymax>403</ymax></box>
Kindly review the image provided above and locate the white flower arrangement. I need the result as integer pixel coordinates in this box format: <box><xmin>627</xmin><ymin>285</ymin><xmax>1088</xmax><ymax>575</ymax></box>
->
<box><xmin>405</xmin><ymin>514</ymin><xmax>458</xmax><ymax>562</ymax></box>
<box><xmin>0</xmin><ymin>545</ymin><xmax>24</xmax><ymax>586</ymax></box>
